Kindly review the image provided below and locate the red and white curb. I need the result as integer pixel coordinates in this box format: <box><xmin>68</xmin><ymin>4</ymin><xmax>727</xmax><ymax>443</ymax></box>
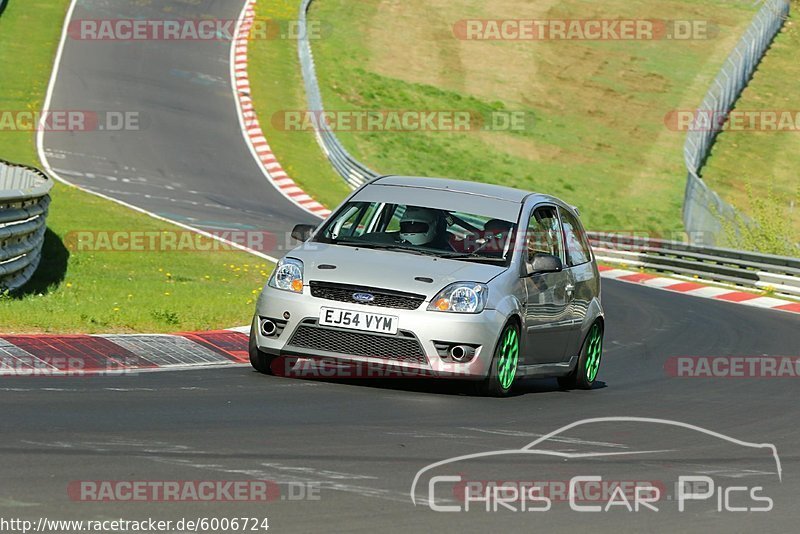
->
<box><xmin>0</xmin><ymin>330</ymin><xmax>250</xmax><ymax>376</ymax></box>
<box><xmin>232</xmin><ymin>0</ymin><xmax>331</xmax><ymax>219</ymax></box>
<box><xmin>599</xmin><ymin>265</ymin><xmax>800</xmax><ymax>315</ymax></box>
<box><xmin>4</xmin><ymin>264</ymin><xmax>798</xmax><ymax>377</ymax></box>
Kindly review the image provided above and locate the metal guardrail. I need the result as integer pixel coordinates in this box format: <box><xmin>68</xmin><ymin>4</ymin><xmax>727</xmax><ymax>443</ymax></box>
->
<box><xmin>589</xmin><ymin>232</ymin><xmax>800</xmax><ymax>298</ymax></box>
<box><xmin>0</xmin><ymin>160</ymin><xmax>53</xmax><ymax>292</ymax></box>
<box><xmin>682</xmin><ymin>0</ymin><xmax>791</xmax><ymax>245</ymax></box>
<box><xmin>298</xmin><ymin>0</ymin><xmax>378</xmax><ymax>189</ymax></box>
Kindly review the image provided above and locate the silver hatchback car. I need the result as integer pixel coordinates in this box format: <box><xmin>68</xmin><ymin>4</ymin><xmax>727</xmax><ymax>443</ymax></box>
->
<box><xmin>250</xmin><ymin>176</ymin><xmax>604</xmax><ymax>396</ymax></box>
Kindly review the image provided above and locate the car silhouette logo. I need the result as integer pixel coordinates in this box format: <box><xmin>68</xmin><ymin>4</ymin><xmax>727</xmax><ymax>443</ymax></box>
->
<box><xmin>352</xmin><ymin>292</ymin><xmax>375</xmax><ymax>303</ymax></box>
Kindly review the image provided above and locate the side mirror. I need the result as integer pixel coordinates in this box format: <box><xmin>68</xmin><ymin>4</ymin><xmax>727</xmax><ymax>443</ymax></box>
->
<box><xmin>291</xmin><ymin>224</ymin><xmax>316</xmax><ymax>242</ymax></box>
<box><xmin>526</xmin><ymin>253</ymin><xmax>563</xmax><ymax>276</ymax></box>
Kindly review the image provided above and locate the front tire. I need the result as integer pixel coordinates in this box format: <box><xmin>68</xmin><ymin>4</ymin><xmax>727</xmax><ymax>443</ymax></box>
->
<box><xmin>476</xmin><ymin>322</ymin><xmax>520</xmax><ymax>397</ymax></box>
<box><xmin>558</xmin><ymin>321</ymin><xmax>603</xmax><ymax>390</ymax></box>
<box><xmin>249</xmin><ymin>322</ymin><xmax>277</xmax><ymax>374</ymax></box>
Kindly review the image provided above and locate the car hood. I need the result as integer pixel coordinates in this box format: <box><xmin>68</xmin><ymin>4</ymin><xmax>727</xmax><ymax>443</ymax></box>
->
<box><xmin>288</xmin><ymin>243</ymin><xmax>506</xmax><ymax>299</ymax></box>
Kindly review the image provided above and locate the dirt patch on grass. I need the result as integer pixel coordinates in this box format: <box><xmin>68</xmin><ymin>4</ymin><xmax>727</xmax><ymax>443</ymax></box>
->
<box><xmin>367</xmin><ymin>0</ymin><xmax>559</xmax><ymax>105</ymax></box>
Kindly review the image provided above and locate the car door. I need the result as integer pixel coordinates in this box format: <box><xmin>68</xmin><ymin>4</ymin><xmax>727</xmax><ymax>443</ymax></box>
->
<box><xmin>521</xmin><ymin>205</ymin><xmax>573</xmax><ymax>365</ymax></box>
<box><xmin>559</xmin><ymin>206</ymin><xmax>599</xmax><ymax>361</ymax></box>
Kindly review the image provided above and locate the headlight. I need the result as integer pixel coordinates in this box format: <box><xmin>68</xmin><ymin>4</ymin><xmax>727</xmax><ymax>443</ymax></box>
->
<box><xmin>428</xmin><ymin>282</ymin><xmax>488</xmax><ymax>314</ymax></box>
<box><xmin>268</xmin><ymin>258</ymin><xmax>304</xmax><ymax>293</ymax></box>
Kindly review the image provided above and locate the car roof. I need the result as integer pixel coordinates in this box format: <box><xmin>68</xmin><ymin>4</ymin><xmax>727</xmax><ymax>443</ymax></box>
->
<box><xmin>372</xmin><ymin>175</ymin><xmax>532</xmax><ymax>203</ymax></box>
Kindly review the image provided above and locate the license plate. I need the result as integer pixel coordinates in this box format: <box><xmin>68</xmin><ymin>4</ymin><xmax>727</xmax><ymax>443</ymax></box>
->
<box><xmin>319</xmin><ymin>307</ymin><xmax>399</xmax><ymax>335</ymax></box>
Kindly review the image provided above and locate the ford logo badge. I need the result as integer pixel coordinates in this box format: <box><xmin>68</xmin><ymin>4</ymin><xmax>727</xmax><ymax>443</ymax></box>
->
<box><xmin>352</xmin><ymin>292</ymin><xmax>375</xmax><ymax>303</ymax></box>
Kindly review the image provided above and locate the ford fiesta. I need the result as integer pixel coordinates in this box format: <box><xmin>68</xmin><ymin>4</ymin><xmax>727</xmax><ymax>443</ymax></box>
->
<box><xmin>249</xmin><ymin>176</ymin><xmax>604</xmax><ymax>396</ymax></box>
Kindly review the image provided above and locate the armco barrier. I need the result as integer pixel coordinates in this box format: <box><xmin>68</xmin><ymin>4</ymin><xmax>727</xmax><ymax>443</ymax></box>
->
<box><xmin>589</xmin><ymin>232</ymin><xmax>800</xmax><ymax>298</ymax></box>
<box><xmin>0</xmin><ymin>160</ymin><xmax>53</xmax><ymax>292</ymax></box>
<box><xmin>682</xmin><ymin>0</ymin><xmax>791</xmax><ymax>244</ymax></box>
<box><xmin>298</xmin><ymin>0</ymin><xmax>378</xmax><ymax>188</ymax></box>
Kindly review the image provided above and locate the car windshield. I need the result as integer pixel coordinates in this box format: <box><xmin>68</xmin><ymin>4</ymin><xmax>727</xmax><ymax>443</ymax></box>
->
<box><xmin>315</xmin><ymin>202</ymin><xmax>517</xmax><ymax>263</ymax></box>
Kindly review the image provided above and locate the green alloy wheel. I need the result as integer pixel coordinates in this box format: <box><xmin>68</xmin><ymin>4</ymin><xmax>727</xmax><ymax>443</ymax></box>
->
<box><xmin>478</xmin><ymin>322</ymin><xmax>520</xmax><ymax>397</ymax></box>
<box><xmin>584</xmin><ymin>323</ymin><xmax>603</xmax><ymax>382</ymax></box>
<box><xmin>558</xmin><ymin>321</ymin><xmax>603</xmax><ymax>390</ymax></box>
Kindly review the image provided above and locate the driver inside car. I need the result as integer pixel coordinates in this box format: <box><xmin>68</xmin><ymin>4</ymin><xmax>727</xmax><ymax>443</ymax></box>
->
<box><xmin>397</xmin><ymin>207</ymin><xmax>453</xmax><ymax>250</ymax></box>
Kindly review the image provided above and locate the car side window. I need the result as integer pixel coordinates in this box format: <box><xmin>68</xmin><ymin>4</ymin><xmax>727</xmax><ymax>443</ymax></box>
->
<box><xmin>526</xmin><ymin>206</ymin><xmax>564</xmax><ymax>264</ymax></box>
<box><xmin>559</xmin><ymin>208</ymin><xmax>592</xmax><ymax>266</ymax></box>
<box><xmin>383</xmin><ymin>205</ymin><xmax>406</xmax><ymax>233</ymax></box>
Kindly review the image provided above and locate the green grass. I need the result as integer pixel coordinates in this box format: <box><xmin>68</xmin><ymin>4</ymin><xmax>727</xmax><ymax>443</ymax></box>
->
<box><xmin>248</xmin><ymin>0</ymin><xmax>352</xmax><ymax>208</ymax></box>
<box><xmin>0</xmin><ymin>0</ymin><xmax>271</xmax><ymax>333</ymax></box>
<box><xmin>700</xmin><ymin>1</ymin><xmax>800</xmax><ymax>247</ymax></box>
<box><xmin>305</xmin><ymin>0</ymin><xmax>761</xmax><ymax>235</ymax></box>
<box><xmin>0</xmin><ymin>0</ymin><xmax>65</xmax><ymax>167</ymax></box>
<box><xmin>249</xmin><ymin>0</ymin><xmax>762</xmax><ymax>236</ymax></box>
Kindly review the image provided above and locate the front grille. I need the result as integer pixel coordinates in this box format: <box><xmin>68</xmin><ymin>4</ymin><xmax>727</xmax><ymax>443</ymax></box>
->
<box><xmin>309</xmin><ymin>281</ymin><xmax>425</xmax><ymax>310</ymax></box>
<box><xmin>286</xmin><ymin>320</ymin><xmax>427</xmax><ymax>364</ymax></box>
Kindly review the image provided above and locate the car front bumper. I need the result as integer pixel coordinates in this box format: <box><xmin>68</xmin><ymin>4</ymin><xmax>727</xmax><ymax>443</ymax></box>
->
<box><xmin>252</xmin><ymin>285</ymin><xmax>508</xmax><ymax>379</ymax></box>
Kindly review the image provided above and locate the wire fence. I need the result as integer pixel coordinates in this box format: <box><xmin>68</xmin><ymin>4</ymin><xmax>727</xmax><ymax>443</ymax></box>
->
<box><xmin>682</xmin><ymin>0</ymin><xmax>791</xmax><ymax>245</ymax></box>
<box><xmin>0</xmin><ymin>160</ymin><xmax>53</xmax><ymax>292</ymax></box>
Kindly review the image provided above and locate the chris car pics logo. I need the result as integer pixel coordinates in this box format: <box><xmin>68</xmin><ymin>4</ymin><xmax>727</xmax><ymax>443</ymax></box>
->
<box><xmin>410</xmin><ymin>417</ymin><xmax>781</xmax><ymax>513</ymax></box>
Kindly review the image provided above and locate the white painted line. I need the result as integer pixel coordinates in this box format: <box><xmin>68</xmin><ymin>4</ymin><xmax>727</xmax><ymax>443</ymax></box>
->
<box><xmin>36</xmin><ymin>0</ymin><xmax>279</xmax><ymax>264</ymax></box>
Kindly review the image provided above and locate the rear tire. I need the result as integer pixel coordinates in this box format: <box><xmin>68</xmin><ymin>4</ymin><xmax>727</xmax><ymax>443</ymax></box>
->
<box><xmin>558</xmin><ymin>321</ymin><xmax>603</xmax><ymax>390</ymax></box>
<box><xmin>249</xmin><ymin>322</ymin><xmax>277</xmax><ymax>375</ymax></box>
<box><xmin>475</xmin><ymin>322</ymin><xmax>520</xmax><ymax>397</ymax></box>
